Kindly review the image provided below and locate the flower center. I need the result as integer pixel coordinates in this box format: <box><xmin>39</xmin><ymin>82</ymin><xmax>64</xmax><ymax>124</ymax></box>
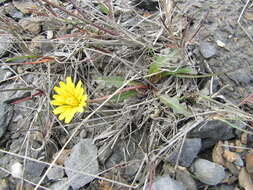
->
<box><xmin>66</xmin><ymin>97</ymin><xmax>78</xmax><ymax>106</ymax></box>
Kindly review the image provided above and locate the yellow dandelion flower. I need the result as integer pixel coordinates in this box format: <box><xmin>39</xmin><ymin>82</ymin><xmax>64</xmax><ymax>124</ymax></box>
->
<box><xmin>50</xmin><ymin>77</ymin><xmax>87</xmax><ymax>123</ymax></box>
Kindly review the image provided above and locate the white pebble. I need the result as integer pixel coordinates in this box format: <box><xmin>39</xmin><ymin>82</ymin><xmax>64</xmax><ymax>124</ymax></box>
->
<box><xmin>216</xmin><ymin>40</ymin><xmax>225</xmax><ymax>47</ymax></box>
<box><xmin>11</xmin><ymin>161</ymin><xmax>23</xmax><ymax>178</ymax></box>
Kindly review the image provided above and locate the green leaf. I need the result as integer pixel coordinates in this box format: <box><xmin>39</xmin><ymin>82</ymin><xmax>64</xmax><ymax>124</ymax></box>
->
<box><xmin>147</xmin><ymin>48</ymin><xmax>199</xmax><ymax>80</ymax></box>
<box><xmin>98</xmin><ymin>3</ymin><xmax>109</xmax><ymax>15</ymax></box>
<box><xmin>94</xmin><ymin>76</ymin><xmax>139</xmax><ymax>88</ymax></box>
<box><xmin>161</xmin><ymin>67</ymin><xmax>197</xmax><ymax>77</ymax></box>
<box><xmin>94</xmin><ymin>76</ymin><xmax>126</xmax><ymax>88</ymax></box>
<box><xmin>110</xmin><ymin>90</ymin><xmax>137</xmax><ymax>103</ymax></box>
<box><xmin>159</xmin><ymin>95</ymin><xmax>191</xmax><ymax>116</ymax></box>
<box><xmin>148</xmin><ymin>50</ymin><xmax>177</xmax><ymax>75</ymax></box>
<box><xmin>4</xmin><ymin>55</ymin><xmax>38</xmax><ymax>63</ymax></box>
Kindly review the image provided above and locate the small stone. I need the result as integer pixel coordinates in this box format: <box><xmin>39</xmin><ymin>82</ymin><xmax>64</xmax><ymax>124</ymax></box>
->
<box><xmin>47</xmin><ymin>166</ymin><xmax>64</xmax><ymax>180</ymax></box>
<box><xmin>148</xmin><ymin>175</ymin><xmax>186</xmax><ymax>190</ymax></box>
<box><xmin>192</xmin><ymin>159</ymin><xmax>225</xmax><ymax>185</ymax></box>
<box><xmin>53</xmin><ymin>149</ymin><xmax>71</xmax><ymax>165</ymax></box>
<box><xmin>165</xmin><ymin>138</ymin><xmax>201</xmax><ymax>167</ymax></box>
<box><xmin>216</xmin><ymin>40</ymin><xmax>226</xmax><ymax>48</ymax></box>
<box><xmin>19</xmin><ymin>18</ymin><xmax>41</xmax><ymax>35</ymax></box>
<box><xmin>176</xmin><ymin>169</ymin><xmax>197</xmax><ymax>190</ymax></box>
<box><xmin>234</xmin><ymin>154</ymin><xmax>244</xmax><ymax>167</ymax></box>
<box><xmin>24</xmin><ymin>160</ymin><xmax>47</xmax><ymax>177</ymax></box>
<box><xmin>212</xmin><ymin>141</ymin><xmax>225</xmax><ymax>166</ymax></box>
<box><xmin>0</xmin><ymin>179</ymin><xmax>9</xmax><ymax>190</ymax></box>
<box><xmin>199</xmin><ymin>41</ymin><xmax>216</xmax><ymax>58</ymax></box>
<box><xmin>2</xmin><ymin>3</ymin><xmax>24</xmax><ymax>20</ymax></box>
<box><xmin>46</xmin><ymin>30</ymin><xmax>54</xmax><ymax>39</ymax></box>
<box><xmin>0</xmin><ymin>68</ymin><xmax>13</xmax><ymax>81</ymax></box>
<box><xmin>98</xmin><ymin>143</ymin><xmax>113</xmax><ymax>165</ymax></box>
<box><xmin>224</xmin><ymin>161</ymin><xmax>239</xmax><ymax>176</ymax></box>
<box><xmin>188</xmin><ymin>120</ymin><xmax>235</xmax><ymax>150</ymax></box>
<box><xmin>64</xmin><ymin>139</ymin><xmax>98</xmax><ymax>189</ymax></box>
<box><xmin>239</xmin><ymin>168</ymin><xmax>253</xmax><ymax>190</ymax></box>
<box><xmin>10</xmin><ymin>161</ymin><xmax>23</xmax><ymax>178</ymax></box>
<box><xmin>0</xmin><ymin>34</ymin><xmax>12</xmax><ymax>58</ymax></box>
<box><xmin>0</xmin><ymin>102</ymin><xmax>13</xmax><ymax>139</ymax></box>
<box><xmin>245</xmin><ymin>151</ymin><xmax>253</xmax><ymax>174</ymax></box>
<box><xmin>30</xmin><ymin>35</ymin><xmax>54</xmax><ymax>55</ymax></box>
<box><xmin>0</xmin><ymin>154</ymin><xmax>12</xmax><ymax>178</ymax></box>
<box><xmin>241</xmin><ymin>133</ymin><xmax>248</xmax><ymax>145</ymax></box>
<box><xmin>49</xmin><ymin>178</ymin><xmax>70</xmax><ymax>190</ymax></box>
<box><xmin>217</xmin><ymin>184</ymin><xmax>234</xmax><ymax>190</ymax></box>
<box><xmin>13</xmin><ymin>0</ymin><xmax>37</xmax><ymax>14</ymax></box>
<box><xmin>235</xmin><ymin>139</ymin><xmax>245</xmax><ymax>152</ymax></box>
<box><xmin>123</xmin><ymin>150</ymin><xmax>144</xmax><ymax>178</ymax></box>
<box><xmin>132</xmin><ymin>0</ymin><xmax>159</xmax><ymax>11</ymax></box>
<box><xmin>223</xmin><ymin>150</ymin><xmax>237</xmax><ymax>163</ymax></box>
<box><xmin>16</xmin><ymin>183</ymin><xmax>34</xmax><ymax>190</ymax></box>
<box><xmin>228</xmin><ymin>69</ymin><xmax>253</xmax><ymax>85</ymax></box>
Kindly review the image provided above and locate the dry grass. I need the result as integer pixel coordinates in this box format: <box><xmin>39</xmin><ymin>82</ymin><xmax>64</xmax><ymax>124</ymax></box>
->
<box><xmin>0</xmin><ymin>0</ymin><xmax>253</xmax><ymax>189</ymax></box>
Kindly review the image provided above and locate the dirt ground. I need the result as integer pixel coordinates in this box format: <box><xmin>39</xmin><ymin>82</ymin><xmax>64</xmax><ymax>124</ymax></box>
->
<box><xmin>0</xmin><ymin>0</ymin><xmax>253</xmax><ymax>190</ymax></box>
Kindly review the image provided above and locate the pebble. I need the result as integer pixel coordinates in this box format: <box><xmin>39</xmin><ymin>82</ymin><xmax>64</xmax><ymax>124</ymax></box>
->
<box><xmin>53</xmin><ymin>149</ymin><xmax>71</xmax><ymax>165</ymax></box>
<box><xmin>199</xmin><ymin>41</ymin><xmax>216</xmax><ymax>58</ymax></box>
<box><xmin>98</xmin><ymin>143</ymin><xmax>113</xmax><ymax>165</ymax></box>
<box><xmin>30</xmin><ymin>35</ymin><xmax>54</xmax><ymax>55</ymax></box>
<box><xmin>19</xmin><ymin>18</ymin><xmax>41</xmax><ymax>35</ymax></box>
<box><xmin>10</xmin><ymin>161</ymin><xmax>23</xmax><ymax>178</ymax></box>
<box><xmin>217</xmin><ymin>184</ymin><xmax>234</xmax><ymax>190</ymax></box>
<box><xmin>148</xmin><ymin>175</ymin><xmax>186</xmax><ymax>190</ymax></box>
<box><xmin>64</xmin><ymin>139</ymin><xmax>99</xmax><ymax>190</ymax></box>
<box><xmin>216</xmin><ymin>40</ymin><xmax>226</xmax><ymax>48</ymax></box>
<box><xmin>0</xmin><ymin>34</ymin><xmax>12</xmax><ymax>57</ymax></box>
<box><xmin>24</xmin><ymin>160</ymin><xmax>47</xmax><ymax>178</ymax></box>
<box><xmin>47</xmin><ymin>166</ymin><xmax>64</xmax><ymax>180</ymax></box>
<box><xmin>212</xmin><ymin>141</ymin><xmax>225</xmax><ymax>166</ymax></box>
<box><xmin>123</xmin><ymin>150</ymin><xmax>144</xmax><ymax>178</ymax></box>
<box><xmin>192</xmin><ymin>159</ymin><xmax>225</xmax><ymax>185</ymax></box>
<box><xmin>234</xmin><ymin>154</ymin><xmax>244</xmax><ymax>167</ymax></box>
<box><xmin>245</xmin><ymin>151</ymin><xmax>253</xmax><ymax>174</ymax></box>
<box><xmin>239</xmin><ymin>167</ymin><xmax>253</xmax><ymax>190</ymax></box>
<box><xmin>0</xmin><ymin>68</ymin><xmax>13</xmax><ymax>81</ymax></box>
<box><xmin>46</xmin><ymin>30</ymin><xmax>54</xmax><ymax>39</ymax></box>
<box><xmin>0</xmin><ymin>179</ymin><xmax>9</xmax><ymax>190</ymax></box>
<box><xmin>131</xmin><ymin>0</ymin><xmax>159</xmax><ymax>11</ymax></box>
<box><xmin>0</xmin><ymin>101</ymin><xmax>13</xmax><ymax>139</ymax></box>
<box><xmin>188</xmin><ymin>120</ymin><xmax>235</xmax><ymax>150</ymax></box>
<box><xmin>49</xmin><ymin>178</ymin><xmax>70</xmax><ymax>190</ymax></box>
<box><xmin>165</xmin><ymin>138</ymin><xmax>201</xmax><ymax>167</ymax></box>
<box><xmin>228</xmin><ymin>69</ymin><xmax>253</xmax><ymax>85</ymax></box>
<box><xmin>176</xmin><ymin>169</ymin><xmax>197</xmax><ymax>190</ymax></box>
<box><xmin>12</xmin><ymin>0</ymin><xmax>37</xmax><ymax>14</ymax></box>
<box><xmin>2</xmin><ymin>3</ymin><xmax>24</xmax><ymax>20</ymax></box>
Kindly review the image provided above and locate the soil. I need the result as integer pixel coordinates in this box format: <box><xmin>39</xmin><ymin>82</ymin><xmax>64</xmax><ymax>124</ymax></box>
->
<box><xmin>0</xmin><ymin>0</ymin><xmax>253</xmax><ymax>190</ymax></box>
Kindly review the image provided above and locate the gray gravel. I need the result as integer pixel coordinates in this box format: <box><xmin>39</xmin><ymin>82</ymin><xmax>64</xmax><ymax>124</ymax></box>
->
<box><xmin>192</xmin><ymin>158</ymin><xmax>225</xmax><ymax>185</ymax></box>
<box><xmin>0</xmin><ymin>34</ymin><xmax>12</xmax><ymax>57</ymax></box>
<box><xmin>148</xmin><ymin>175</ymin><xmax>187</xmax><ymax>190</ymax></box>
<box><xmin>199</xmin><ymin>41</ymin><xmax>217</xmax><ymax>58</ymax></box>
<box><xmin>64</xmin><ymin>139</ymin><xmax>99</xmax><ymax>190</ymax></box>
<box><xmin>165</xmin><ymin>138</ymin><xmax>201</xmax><ymax>167</ymax></box>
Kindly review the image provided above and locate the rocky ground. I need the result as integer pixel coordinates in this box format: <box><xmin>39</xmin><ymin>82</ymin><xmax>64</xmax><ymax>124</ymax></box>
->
<box><xmin>0</xmin><ymin>0</ymin><xmax>253</xmax><ymax>190</ymax></box>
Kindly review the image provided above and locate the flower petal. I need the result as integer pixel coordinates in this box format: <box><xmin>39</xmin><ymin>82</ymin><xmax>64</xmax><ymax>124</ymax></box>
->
<box><xmin>51</xmin><ymin>77</ymin><xmax>88</xmax><ymax>123</ymax></box>
<box><xmin>66</xmin><ymin>77</ymin><xmax>75</xmax><ymax>90</ymax></box>
<box><xmin>53</xmin><ymin>86</ymin><xmax>69</xmax><ymax>97</ymax></box>
<box><xmin>58</xmin><ymin>109</ymin><xmax>69</xmax><ymax>120</ymax></box>
<box><xmin>64</xmin><ymin>110</ymin><xmax>76</xmax><ymax>123</ymax></box>
<box><xmin>53</xmin><ymin>105</ymin><xmax>70</xmax><ymax>114</ymax></box>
